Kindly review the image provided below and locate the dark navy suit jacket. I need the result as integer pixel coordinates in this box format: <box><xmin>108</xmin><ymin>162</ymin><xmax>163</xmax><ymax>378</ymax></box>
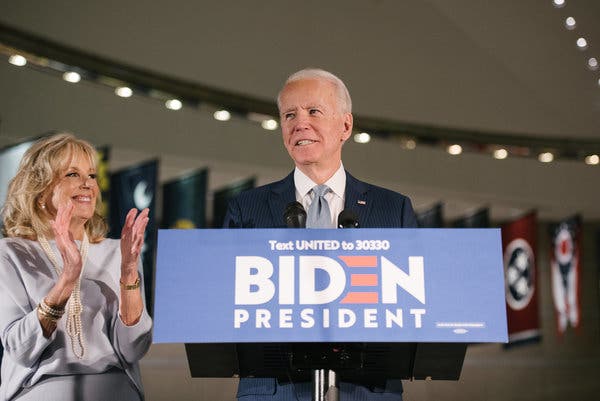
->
<box><xmin>223</xmin><ymin>170</ymin><xmax>418</xmax><ymax>401</ymax></box>
<box><xmin>224</xmin><ymin>171</ymin><xmax>417</xmax><ymax>229</ymax></box>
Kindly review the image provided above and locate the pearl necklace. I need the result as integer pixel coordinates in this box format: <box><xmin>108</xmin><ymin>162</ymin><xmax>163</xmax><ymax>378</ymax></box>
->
<box><xmin>38</xmin><ymin>233</ymin><xmax>89</xmax><ymax>359</ymax></box>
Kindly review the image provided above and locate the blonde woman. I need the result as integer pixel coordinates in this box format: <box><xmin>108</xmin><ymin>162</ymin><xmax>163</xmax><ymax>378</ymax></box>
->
<box><xmin>0</xmin><ymin>133</ymin><xmax>152</xmax><ymax>400</ymax></box>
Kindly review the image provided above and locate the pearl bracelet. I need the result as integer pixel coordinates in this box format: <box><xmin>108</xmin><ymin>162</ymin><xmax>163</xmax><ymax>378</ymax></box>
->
<box><xmin>38</xmin><ymin>298</ymin><xmax>65</xmax><ymax>321</ymax></box>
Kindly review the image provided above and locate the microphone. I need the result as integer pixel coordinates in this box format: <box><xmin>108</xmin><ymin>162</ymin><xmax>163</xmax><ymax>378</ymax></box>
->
<box><xmin>337</xmin><ymin>209</ymin><xmax>359</xmax><ymax>228</ymax></box>
<box><xmin>284</xmin><ymin>201</ymin><xmax>307</xmax><ymax>228</ymax></box>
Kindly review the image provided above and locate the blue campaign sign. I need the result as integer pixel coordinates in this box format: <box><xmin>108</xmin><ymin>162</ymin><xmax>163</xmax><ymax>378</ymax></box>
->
<box><xmin>153</xmin><ymin>229</ymin><xmax>508</xmax><ymax>344</ymax></box>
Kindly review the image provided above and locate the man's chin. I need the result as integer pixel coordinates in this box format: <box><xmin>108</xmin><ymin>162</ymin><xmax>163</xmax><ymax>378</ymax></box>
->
<box><xmin>292</xmin><ymin>158</ymin><xmax>319</xmax><ymax>168</ymax></box>
<box><xmin>290</xmin><ymin>149</ymin><xmax>320</xmax><ymax>164</ymax></box>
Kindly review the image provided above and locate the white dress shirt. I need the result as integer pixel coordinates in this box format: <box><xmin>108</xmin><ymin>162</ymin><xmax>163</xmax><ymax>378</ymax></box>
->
<box><xmin>294</xmin><ymin>163</ymin><xmax>346</xmax><ymax>228</ymax></box>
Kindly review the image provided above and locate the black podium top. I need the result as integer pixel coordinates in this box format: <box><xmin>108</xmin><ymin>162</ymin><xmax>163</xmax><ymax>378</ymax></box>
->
<box><xmin>185</xmin><ymin>342</ymin><xmax>467</xmax><ymax>383</ymax></box>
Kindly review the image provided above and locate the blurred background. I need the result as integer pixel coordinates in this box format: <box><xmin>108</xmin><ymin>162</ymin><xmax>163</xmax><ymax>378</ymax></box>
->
<box><xmin>1</xmin><ymin>1</ymin><xmax>599</xmax><ymax>400</ymax></box>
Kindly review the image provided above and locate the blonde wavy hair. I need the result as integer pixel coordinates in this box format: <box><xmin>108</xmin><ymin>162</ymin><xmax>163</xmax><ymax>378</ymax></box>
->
<box><xmin>1</xmin><ymin>133</ymin><xmax>108</xmax><ymax>242</ymax></box>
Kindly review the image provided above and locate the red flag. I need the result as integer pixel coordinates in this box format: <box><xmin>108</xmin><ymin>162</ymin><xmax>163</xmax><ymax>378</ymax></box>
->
<box><xmin>502</xmin><ymin>212</ymin><xmax>541</xmax><ymax>343</ymax></box>
<box><xmin>550</xmin><ymin>215</ymin><xmax>582</xmax><ymax>335</ymax></box>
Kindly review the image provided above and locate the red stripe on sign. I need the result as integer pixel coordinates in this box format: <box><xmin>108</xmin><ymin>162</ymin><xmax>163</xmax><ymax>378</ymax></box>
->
<box><xmin>350</xmin><ymin>274</ymin><xmax>378</xmax><ymax>286</ymax></box>
<box><xmin>341</xmin><ymin>292</ymin><xmax>379</xmax><ymax>304</ymax></box>
<box><xmin>339</xmin><ymin>255</ymin><xmax>377</xmax><ymax>267</ymax></box>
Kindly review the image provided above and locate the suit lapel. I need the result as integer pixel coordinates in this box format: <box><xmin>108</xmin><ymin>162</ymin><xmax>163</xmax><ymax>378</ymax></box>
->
<box><xmin>344</xmin><ymin>171</ymin><xmax>371</xmax><ymax>226</ymax></box>
<box><xmin>266</xmin><ymin>170</ymin><xmax>371</xmax><ymax>227</ymax></box>
<box><xmin>268</xmin><ymin>172</ymin><xmax>296</xmax><ymax>227</ymax></box>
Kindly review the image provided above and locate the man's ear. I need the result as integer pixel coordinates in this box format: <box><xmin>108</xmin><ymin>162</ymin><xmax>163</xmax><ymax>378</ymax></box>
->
<box><xmin>340</xmin><ymin>113</ymin><xmax>353</xmax><ymax>142</ymax></box>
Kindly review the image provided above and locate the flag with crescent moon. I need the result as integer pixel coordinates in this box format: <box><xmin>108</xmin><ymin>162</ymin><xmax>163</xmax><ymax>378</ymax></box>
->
<box><xmin>109</xmin><ymin>159</ymin><xmax>158</xmax><ymax>315</ymax></box>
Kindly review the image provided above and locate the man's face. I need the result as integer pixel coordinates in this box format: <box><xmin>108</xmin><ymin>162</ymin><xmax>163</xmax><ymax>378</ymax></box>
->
<box><xmin>279</xmin><ymin>79</ymin><xmax>352</xmax><ymax>171</ymax></box>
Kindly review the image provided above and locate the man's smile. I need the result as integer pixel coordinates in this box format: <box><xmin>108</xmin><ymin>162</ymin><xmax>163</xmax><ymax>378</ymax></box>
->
<box><xmin>296</xmin><ymin>139</ymin><xmax>317</xmax><ymax>146</ymax></box>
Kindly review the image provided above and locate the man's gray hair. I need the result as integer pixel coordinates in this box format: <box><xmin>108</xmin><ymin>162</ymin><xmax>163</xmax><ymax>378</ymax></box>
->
<box><xmin>277</xmin><ymin>68</ymin><xmax>352</xmax><ymax>114</ymax></box>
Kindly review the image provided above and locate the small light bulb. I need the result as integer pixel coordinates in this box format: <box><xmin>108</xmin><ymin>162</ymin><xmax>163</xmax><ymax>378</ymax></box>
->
<box><xmin>261</xmin><ymin>119</ymin><xmax>278</xmax><ymax>130</ymax></box>
<box><xmin>553</xmin><ymin>0</ymin><xmax>565</xmax><ymax>8</ymax></box>
<box><xmin>585</xmin><ymin>154</ymin><xmax>599</xmax><ymax>165</ymax></box>
<box><xmin>403</xmin><ymin>139</ymin><xmax>416</xmax><ymax>150</ymax></box>
<box><xmin>493</xmin><ymin>148</ymin><xmax>508</xmax><ymax>160</ymax></box>
<box><xmin>115</xmin><ymin>87</ymin><xmax>133</xmax><ymax>98</ymax></box>
<box><xmin>8</xmin><ymin>54</ymin><xmax>26</xmax><ymax>66</ymax></box>
<box><xmin>576</xmin><ymin>37</ymin><xmax>588</xmax><ymax>49</ymax></box>
<box><xmin>165</xmin><ymin>99</ymin><xmax>182</xmax><ymax>110</ymax></box>
<box><xmin>538</xmin><ymin>152</ymin><xmax>554</xmax><ymax>163</ymax></box>
<box><xmin>587</xmin><ymin>57</ymin><xmax>598</xmax><ymax>71</ymax></box>
<box><xmin>354</xmin><ymin>132</ymin><xmax>371</xmax><ymax>144</ymax></box>
<box><xmin>62</xmin><ymin>71</ymin><xmax>81</xmax><ymax>83</ymax></box>
<box><xmin>213</xmin><ymin>110</ymin><xmax>231</xmax><ymax>121</ymax></box>
<box><xmin>565</xmin><ymin>17</ymin><xmax>576</xmax><ymax>30</ymax></box>
<box><xmin>447</xmin><ymin>144</ymin><xmax>462</xmax><ymax>155</ymax></box>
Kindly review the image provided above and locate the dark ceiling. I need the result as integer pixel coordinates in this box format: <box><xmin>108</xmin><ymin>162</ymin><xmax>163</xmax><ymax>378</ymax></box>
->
<box><xmin>1</xmin><ymin>0</ymin><xmax>599</xmax><ymax>220</ymax></box>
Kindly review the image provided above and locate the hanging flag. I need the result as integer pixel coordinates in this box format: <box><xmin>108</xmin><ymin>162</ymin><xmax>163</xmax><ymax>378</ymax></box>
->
<box><xmin>451</xmin><ymin>207</ymin><xmax>490</xmax><ymax>228</ymax></box>
<box><xmin>550</xmin><ymin>215</ymin><xmax>582</xmax><ymax>335</ymax></box>
<box><xmin>502</xmin><ymin>212</ymin><xmax>541</xmax><ymax>344</ymax></box>
<box><xmin>417</xmin><ymin>202</ymin><xmax>444</xmax><ymax>228</ymax></box>
<box><xmin>597</xmin><ymin>230</ymin><xmax>600</xmax><ymax>321</ymax></box>
<box><xmin>161</xmin><ymin>169</ymin><xmax>208</xmax><ymax>229</ymax></box>
<box><xmin>95</xmin><ymin>145</ymin><xmax>110</xmax><ymax>222</ymax></box>
<box><xmin>96</xmin><ymin>146</ymin><xmax>110</xmax><ymax>221</ymax></box>
<box><xmin>212</xmin><ymin>177</ymin><xmax>255</xmax><ymax>227</ymax></box>
<box><xmin>109</xmin><ymin>159</ymin><xmax>158</xmax><ymax>315</ymax></box>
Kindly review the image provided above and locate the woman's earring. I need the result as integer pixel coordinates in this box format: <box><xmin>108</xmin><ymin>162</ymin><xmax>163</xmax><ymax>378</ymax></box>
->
<box><xmin>40</xmin><ymin>203</ymin><xmax>46</xmax><ymax>210</ymax></box>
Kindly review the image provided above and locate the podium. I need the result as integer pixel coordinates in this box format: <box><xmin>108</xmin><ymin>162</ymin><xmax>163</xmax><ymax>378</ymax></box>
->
<box><xmin>184</xmin><ymin>341</ymin><xmax>467</xmax><ymax>381</ymax></box>
<box><xmin>154</xmin><ymin>228</ymin><xmax>507</xmax><ymax>397</ymax></box>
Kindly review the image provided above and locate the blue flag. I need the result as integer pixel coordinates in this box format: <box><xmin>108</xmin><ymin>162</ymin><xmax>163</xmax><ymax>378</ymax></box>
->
<box><xmin>109</xmin><ymin>159</ymin><xmax>158</xmax><ymax>315</ymax></box>
<box><xmin>417</xmin><ymin>203</ymin><xmax>444</xmax><ymax>228</ymax></box>
<box><xmin>212</xmin><ymin>177</ymin><xmax>255</xmax><ymax>228</ymax></box>
<box><xmin>451</xmin><ymin>207</ymin><xmax>490</xmax><ymax>228</ymax></box>
<box><xmin>161</xmin><ymin>169</ymin><xmax>208</xmax><ymax>229</ymax></box>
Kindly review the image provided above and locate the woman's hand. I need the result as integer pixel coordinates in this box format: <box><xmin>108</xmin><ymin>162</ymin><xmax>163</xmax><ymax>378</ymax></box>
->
<box><xmin>119</xmin><ymin>208</ymin><xmax>149</xmax><ymax>326</ymax></box>
<box><xmin>41</xmin><ymin>201</ymin><xmax>82</xmax><ymax>335</ymax></box>
<box><xmin>51</xmin><ymin>201</ymin><xmax>82</xmax><ymax>285</ymax></box>
<box><xmin>120</xmin><ymin>208</ymin><xmax>149</xmax><ymax>281</ymax></box>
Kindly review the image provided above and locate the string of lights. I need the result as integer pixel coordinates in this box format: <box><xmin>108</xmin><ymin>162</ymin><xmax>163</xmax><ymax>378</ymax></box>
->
<box><xmin>1</xmin><ymin>16</ymin><xmax>598</xmax><ymax>165</ymax></box>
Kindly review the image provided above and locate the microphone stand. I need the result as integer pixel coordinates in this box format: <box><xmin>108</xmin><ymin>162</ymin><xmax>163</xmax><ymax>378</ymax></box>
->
<box><xmin>311</xmin><ymin>211</ymin><xmax>359</xmax><ymax>401</ymax></box>
<box><xmin>312</xmin><ymin>368</ymin><xmax>339</xmax><ymax>401</ymax></box>
<box><xmin>284</xmin><ymin>206</ymin><xmax>358</xmax><ymax>401</ymax></box>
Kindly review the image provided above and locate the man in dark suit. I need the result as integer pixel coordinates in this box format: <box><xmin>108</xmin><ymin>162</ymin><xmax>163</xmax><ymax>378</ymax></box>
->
<box><xmin>224</xmin><ymin>68</ymin><xmax>417</xmax><ymax>401</ymax></box>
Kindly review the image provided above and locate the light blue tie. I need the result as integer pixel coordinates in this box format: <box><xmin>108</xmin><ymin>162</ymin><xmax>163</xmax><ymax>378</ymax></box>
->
<box><xmin>306</xmin><ymin>185</ymin><xmax>331</xmax><ymax>228</ymax></box>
